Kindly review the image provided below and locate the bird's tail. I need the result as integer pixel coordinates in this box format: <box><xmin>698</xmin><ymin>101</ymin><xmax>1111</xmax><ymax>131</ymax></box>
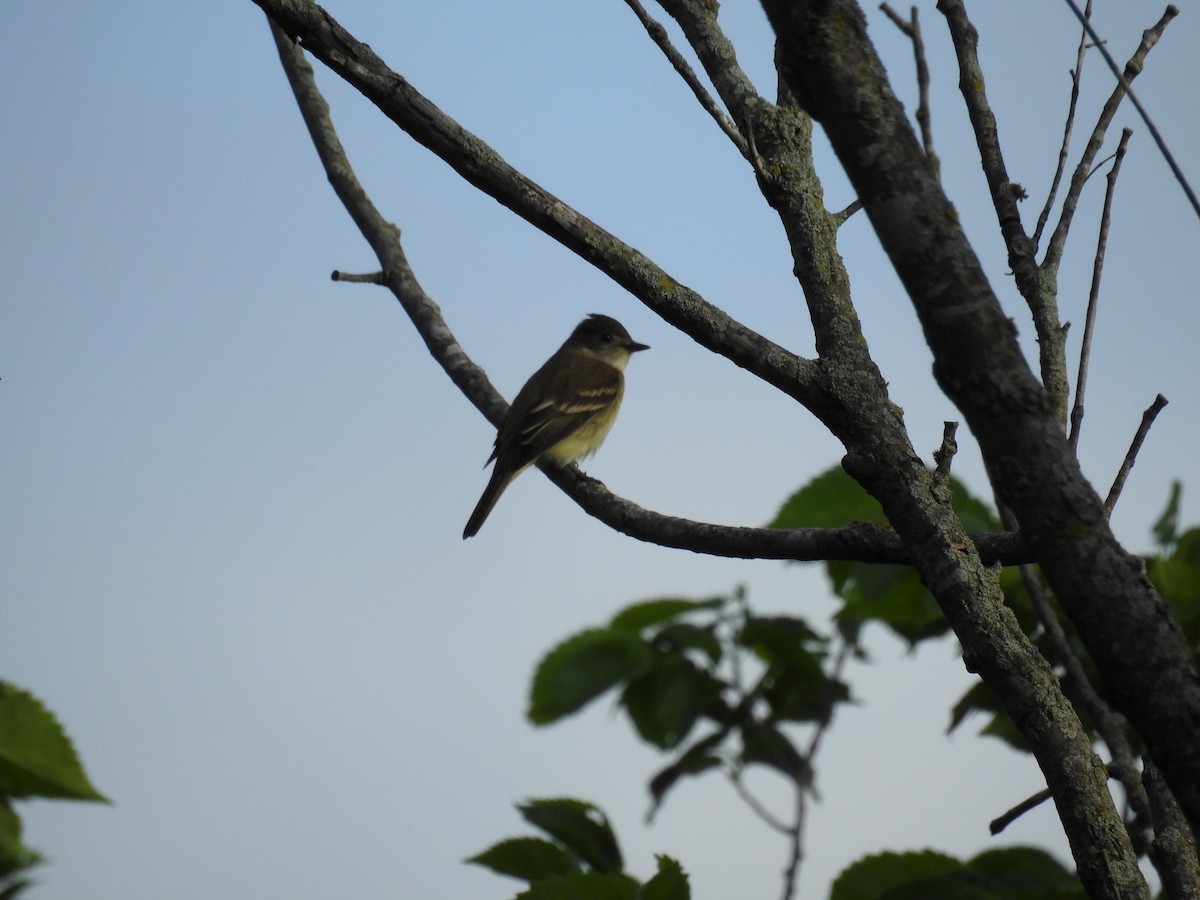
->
<box><xmin>462</xmin><ymin>466</ymin><xmax>517</xmax><ymax>539</ymax></box>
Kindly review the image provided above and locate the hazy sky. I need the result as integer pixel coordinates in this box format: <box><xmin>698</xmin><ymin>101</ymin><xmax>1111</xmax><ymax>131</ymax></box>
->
<box><xmin>4</xmin><ymin>2</ymin><xmax>1199</xmax><ymax>898</ymax></box>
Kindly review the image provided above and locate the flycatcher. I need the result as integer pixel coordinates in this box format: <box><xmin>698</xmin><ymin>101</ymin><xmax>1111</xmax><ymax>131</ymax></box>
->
<box><xmin>463</xmin><ymin>314</ymin><xmax>649</xmax><ymax>539</ymax></box>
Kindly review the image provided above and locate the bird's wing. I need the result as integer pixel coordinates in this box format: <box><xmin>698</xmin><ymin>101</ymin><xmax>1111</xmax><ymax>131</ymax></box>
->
<box><xmin>497</xmin><ymin>356</ymin><xmax>623</xmax><ymax>470</ymax></box>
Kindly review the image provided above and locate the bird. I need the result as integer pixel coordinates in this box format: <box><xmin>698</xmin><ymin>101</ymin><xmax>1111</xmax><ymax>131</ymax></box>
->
<box><xmin>463</xmin><ymin>314</ymin><xmax>649</xmax><ymax>539</ymax></box>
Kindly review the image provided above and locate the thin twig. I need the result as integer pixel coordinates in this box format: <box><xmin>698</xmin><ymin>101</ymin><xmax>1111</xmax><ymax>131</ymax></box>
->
<box><xmin>832</xmin><ymin>198</ymin><xmax>863</xmax><ymax>226</ymax></box>
<box><xmin>991</xmin><ymin>786</ymin><xmax>1053</xmax><ymax>835</ymax></box>
<box><xmin>1033</xmin><ymin>0</ymin><xmax>1091</xmax><ymax>251</ymax></box>
<box><xmin>880</xmin><ymin>4</ymin><xmax>936</xmax><ymax>172</ymax></box>
<box><xmin>331</xmin><ymin>270</ymin><xmax>385</xmax><ymax>284</ymax></box>
<box><xmin>1068</xmin><ymin>128</ymin><xmax>1132</xmax><ymax>450</ymax></box>
<box><xmin>622</xmin><ymin>0</ymin><xmax>749</xmax><ymax>157</ymax></box>
<box><xmin>1105</xmin><ymin>394</ymin><xmax>1169</xmax><ymax>516</ymax></box>
<box><xmin>1043</xmin><ymin>5</ymin><xmax>1179</xmax><ymax>277</ymax></box>
<box><xmin>1061</xmin><ymin>0</ymin><xmax>1199</xmax><ymax>223</ymax></box>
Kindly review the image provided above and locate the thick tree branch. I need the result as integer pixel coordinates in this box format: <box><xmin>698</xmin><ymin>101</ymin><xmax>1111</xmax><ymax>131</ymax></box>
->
<box><xmin>758</xmin><ymin>1</ymin><xmax>1200</xmax><ymax>894</ymax></box>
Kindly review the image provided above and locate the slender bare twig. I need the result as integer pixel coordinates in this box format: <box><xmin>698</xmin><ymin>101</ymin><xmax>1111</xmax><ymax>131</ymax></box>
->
<box><xmin>1033</xmin><ymin>0</ymin><xmax>1091</xmax><ymax>251</ymax></box>
<box><xmin>331</xmin><ymin>270</ymin><xmax>385</xmax><ymax>284</ymax></box>
<box><xmin>832</xmin><ymin>198</ymin><xmax>863</xmax><ymax>226</ymax></box>
<box><xmin>1105</xmin><ymin>395</ymin><xmax>1169</xmax><ymax>516</ymax></box>
<box><xmin>880</xmin><ymin>4</ymin><xmax>936</xmax><ymax>171</ymax></box>
<box><xmin>1043</xmin><ymin>6</ymin><xmax>1178</xmax><ymax>277</ymax></box>
<box><xmin>622</xmin><ymin>0</ymin><xmax>749</xmax><ymax>157</ymax></box>
<box><xmin>1069</xmin><ymin>129</ymin><xmax>1132</xmax><ymax>450</ymax></box>
<box><xmin>1061</xmin><ymin>0</ymin><xmax>1199</xmax><ymax>222</ymax></box>
<box><xmin>991</xmin><ymin>786</ymin><xmax>1053</xmax><ymax>835</ymax></box>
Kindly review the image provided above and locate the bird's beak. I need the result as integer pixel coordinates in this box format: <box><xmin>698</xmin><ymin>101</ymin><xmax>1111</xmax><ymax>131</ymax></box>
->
<box><xmin>629</xmin><ymin>340</ymin><xmax>650</xmax><ymax>353</ymax></box>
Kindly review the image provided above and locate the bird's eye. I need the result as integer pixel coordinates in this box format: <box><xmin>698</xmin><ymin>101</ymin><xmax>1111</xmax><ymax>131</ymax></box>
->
<box><xmin>601</xmin><ymin>332</ymin><xmax>613</xmax><ymax>343</ymax></box>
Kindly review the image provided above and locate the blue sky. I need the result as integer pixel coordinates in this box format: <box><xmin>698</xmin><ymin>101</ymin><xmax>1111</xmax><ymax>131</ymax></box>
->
<box><xmin>4</xmin><ymin>2</ymin><xmax>1199</xmax><ymax>897</ymax></box>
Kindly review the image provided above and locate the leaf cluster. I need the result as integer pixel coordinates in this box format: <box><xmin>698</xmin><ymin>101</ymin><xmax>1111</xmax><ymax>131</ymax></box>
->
<box><xmin>467</xmin><ymin>798</ymin><xmax>689</xmax><ymax>900</ymax></box>
<box><xmin>830</xmin><ymin>847</ymin><xmax>1085</xmax><ymax>900</ymax></box>
<box><xmin>527</xmin><ymin>590</ymin><xmax>848</xmax><ymax>816</ymax></box>
<box><xmin>0</xmin><ymin>682</ymin><xmax>108</xmax><ymax>897</ymax></box>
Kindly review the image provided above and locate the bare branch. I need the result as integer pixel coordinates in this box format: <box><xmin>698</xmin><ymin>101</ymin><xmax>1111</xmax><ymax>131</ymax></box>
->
<box><xmin>881</xmin><ymin>4</ymin><xmax>936</xmax><ymax>170</ymax></box>
<box><xmin>1042</xmin><ymin>6</ymin><xmax>1178</xmax><ymax>277</ymax></box>
<box><xmin>1069</xmin><ymin>128</ymin><xmax>1132</xmax><ymax>450</ymax></box>
<box><xmin>832</xmin><ymin>198</ymin><xmax>863</xmax><ymax>226</ymax></box>
<box><xmin>257</xmin><ymin>0</ymin><xmax>831</xmax><ymax>421</ymax></box>
<box><xmin>269</xmin><ymin>12</ymin><xmax>1035</xmax><ymax>569</ymax></box>
<box><xmin>938</xmin><ymin>0</ymin><xmax>1060</xmax><ymax>416</ymax></box>
<box><xmin>1033</xmin><ymin>0</ymin><xmax>1092</xmax><ymax>251</ymax></box>
<box><xmin>1061</xmin><ymin>1</ymin><xmax>1199</xmax><ymax>223</ymax></box>
<box><xmin>991</xmin><ymin>786</ymin><xmax>1053</xmax><ymax>835</ymax></box>
<box><xmin>622</xmin><ymin>0</ymin><xmax>749</xmax><ymax>157</ymax></box>
<box><xmin>331</xmin><ymin>270</ymin><xmax>384</xmax><ymax>284</ymax></box>
<box><xmin>1105</xmin><ymin>394</ymin><xmax>1169</xmax><ymax>517</ymax></box>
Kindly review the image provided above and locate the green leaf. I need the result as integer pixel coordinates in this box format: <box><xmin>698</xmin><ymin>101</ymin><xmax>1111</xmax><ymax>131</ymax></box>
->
<box><xmin>647</xmin><ymin>732</ymin><xmax>725</xmax><ymax>816</ymax></box>
<box><xmin>833</xmin><ymin>565</ymin><xmax>949</xmax><ymax>647</ymax></box>
<box><xmin>529</xmin><ymin>630</ymin><xmax>654</xmax><ymax>725</ymax></box>
<box><xmin>830</xmin><ymin>850</ymin><xmax>961</xmax><ymax>900</ymax></box>
<box><xmin>0</xmin><ymin>876</ymin><xmax>34</xmax><ymax>900</ymax></box>
<box><xmin>515</xmin><ymin>872</ymin><xmax>641</xmax><ymax>900</ymax></box>
<box><xmin>1152</xmin><ymin>481</ymin><xmax>1183</xmax><ymax>547</ymax></box>
<box><xmin>769</xmin><ymin>466</ymin><xmax>887</xmax><ymax>530</ymax></box>
<box><xmin>637</xmin><ymin>855</ymin><xmax>689</xmax><ymax>900</ymax></box>
<box><xmin>0</xmin><ymin>683</ymin><xmax>107</xmax><ymax>802</ymax></box>
<box><xmin>948</xmin><ymin>682</ymin><xmax>1028</xmax><ymax>752</ymax></box>
<box><xmin>739</xmin><ymin>616</ymin><xmax>825</xmax><ymax>666</ymax></box>
<box><xmin>965</xmin><ymin>846</ymin><xmax>1082</xmax><ymax>898</ymax></box>
<box><xmin>946</xmin><ymin>476</ymin><xmax>1002</xmax><ymax>533</ymax></box>
<box><xmin>0</xmin><ymin>801</ymin><xmax>38</xmax><ymax>880</ymax></box>
<box><xmin>762</xmin><ymin>665</ymin><xmax>850</xmax><ymax>724</ymax></box>
<box><xmin>466</xmin><ymin>836</ymin><xmax>580</xmax><ymax>882</ymax></box>
<box><xmin>621</xmin><ymin>657</ymin><xmax>719</xmax><ymax>749</ymax></box>
<box><xmin>610</xmin><ymin>598</ymin><xmax>723</xmax><ymax>632</ymax></box>
<box><xmin>649</xmin><ymin>622</ymin><xmax>722</xmax><ymax>665</ymax></box>
<box><xmin>739</xmin><ymin>724</ymin><xmax>810</xmax><ymax>784</ymax></box>
<box><xmin>519</xmin><ymin>799</ymin><xmax>623</xmax><ymax>875</ymax></box>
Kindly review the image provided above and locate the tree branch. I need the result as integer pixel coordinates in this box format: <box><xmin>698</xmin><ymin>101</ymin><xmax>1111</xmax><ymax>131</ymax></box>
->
<box><xmin>938</xmin><ymin>0</ymin><xmax>1062</xmax><ymax>421</ymax></box>
<box><xmin>1069</xmin><ymin>128</ymin><xmax>1131</xmax><ymax>450</ymax></box>
<box><xmin>1061</xmin><ymin>1</ymin><xmax>1199</xmax><ymax>222</ymax></box>
<box><xmin>268</xmin><ymin>11</ymin><xmax>1036</xmax><ymax>569</ymax></box>
<box><xmin>880</xmin><ymin>5</ymin><xmax>936</xmax><ymax>171</ymax></box>
<box><xmin>759</xmin><ymin>2</ymin><xmax>1194</xmax><ymax>894</ymax></box>
<box><xmin>1041</xmin><ymin>7</ymin><xmax>1177</xmax><ymax>278</ymax></box>
<box><xmin>1032</xmin><ymin>0</ymin><xmax>1091</xmax><ymax>252</ymax></box>
<box><xmin>256</xmin><ymin>0</ymin><xmax>833</xmax><ymax>421</ymax></box>
<box><xmin>1105</xmin><ymin>394</ymin><xmax>1169</xmax><ymax>517</ymax></box>
<box><xmin>622</xmin><ymin>0</ymin><xmax>749</xmax><ymax>157</ymax></box>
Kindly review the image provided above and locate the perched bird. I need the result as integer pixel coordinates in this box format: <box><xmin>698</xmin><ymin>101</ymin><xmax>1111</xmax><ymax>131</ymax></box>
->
<box><xmin>463</xmin><ymin>314</ymin><xmax>649</xmax><ymax>539</ymax></box>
